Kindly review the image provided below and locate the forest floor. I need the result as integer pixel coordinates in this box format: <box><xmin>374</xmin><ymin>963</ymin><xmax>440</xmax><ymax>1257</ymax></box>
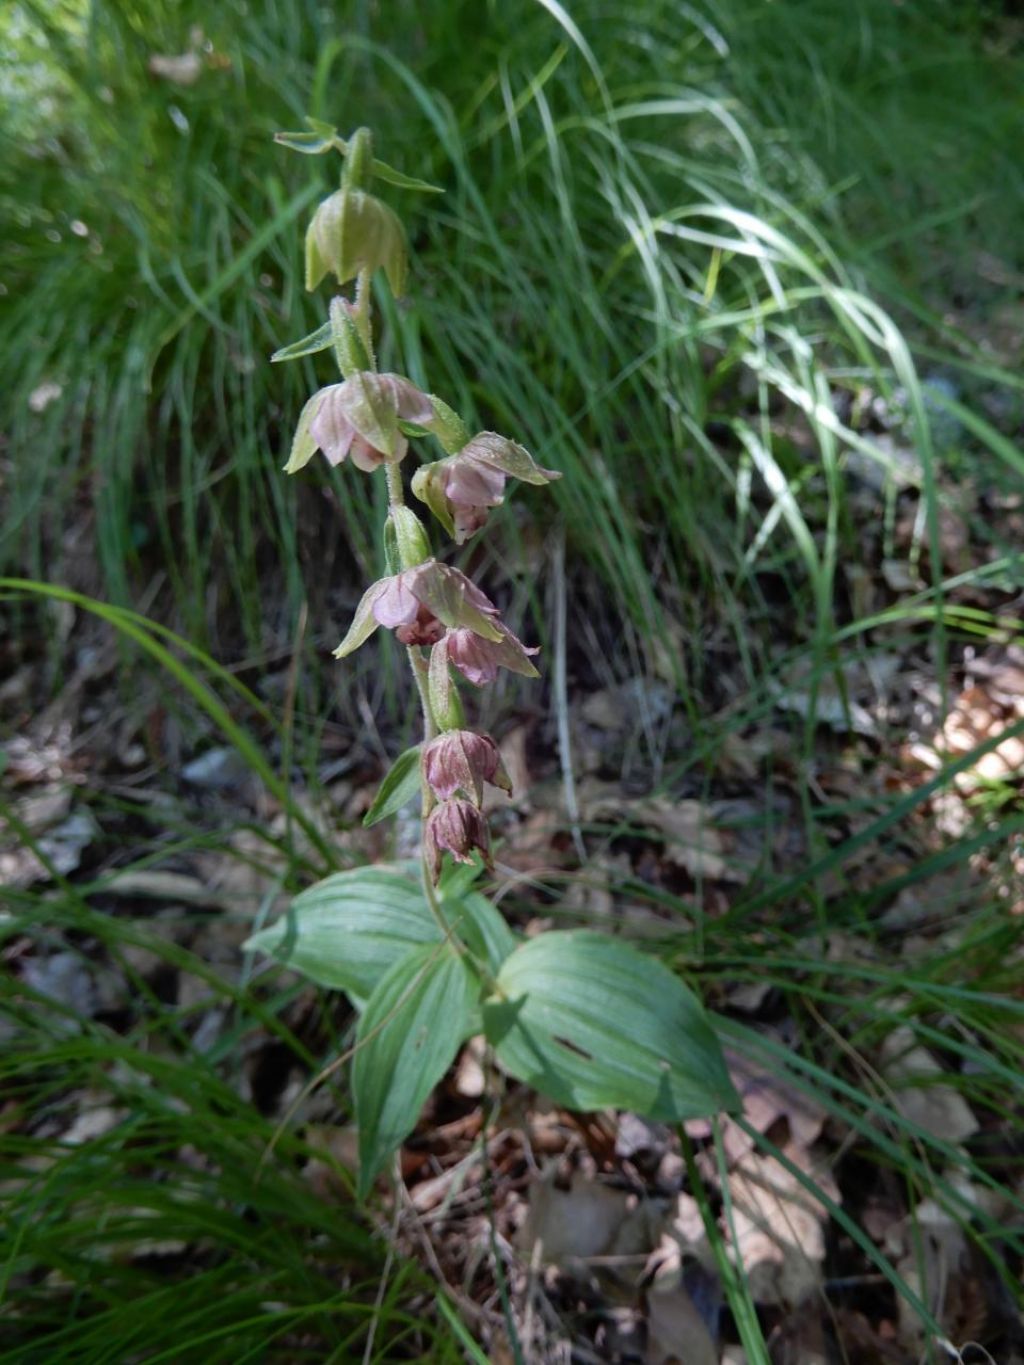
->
<box><xmin>5</xmin><ymin>352</ymin><xmax>1024</xmax><ymax>1363</ymax></box>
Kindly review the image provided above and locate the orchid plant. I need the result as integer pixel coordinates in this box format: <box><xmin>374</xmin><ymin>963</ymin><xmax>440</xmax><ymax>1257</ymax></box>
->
<box><xmin>246</xmin><ymin>121</ymin><xmax>737</xmax><ymax>1198</ymax></box>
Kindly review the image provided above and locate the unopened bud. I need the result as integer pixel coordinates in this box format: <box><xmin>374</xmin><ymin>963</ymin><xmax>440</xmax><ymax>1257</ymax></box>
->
<box><xmin>423</xmin><ymin>730</ymin><xmax>511</xmax><ymax>806</ymax></box>
<box><xmin>342</xmin><ymin>127</ymin><xmax>374</xmax><ymax>192</ymax></box>
<box><xmin>424</xmin><ymin>798</ymin><xmax>491</xmax><ymax>882</ymax></box>
<box><xmin>329</xmin><ymin>296</ymin><xmax>372</xmax><ymax>378</ymax></box>
<box><xmin>428</xmin><ymin>638</ymin><xmax>465</xmax><ymax>729</ymax></box>
<box><xmin>305</xmin><ymin>187</ymin><xmax>407</xmax><ymax>296</ymax></box>
<box><xmin>389</xmin><ymin>506</ymin><xmax>431</xmax><ymax>569</ymax></box>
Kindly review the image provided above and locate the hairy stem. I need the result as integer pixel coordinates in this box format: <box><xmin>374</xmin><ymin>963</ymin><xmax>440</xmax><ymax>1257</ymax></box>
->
<box><xmin>354</xmin><ymin>266</ymin><xmax>376</xmax><ymax>366</ymax></box>
<box><xmin>385</xmin><ymin>460</ymin><xmax>404</xmax><ymax>510</ymax></box>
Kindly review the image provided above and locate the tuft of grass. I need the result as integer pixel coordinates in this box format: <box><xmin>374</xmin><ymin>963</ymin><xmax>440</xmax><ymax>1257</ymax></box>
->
<box><xmin>3</xmin><ymin>0</ymin><xmax>1021</xmax><ymax>661</ymax></box>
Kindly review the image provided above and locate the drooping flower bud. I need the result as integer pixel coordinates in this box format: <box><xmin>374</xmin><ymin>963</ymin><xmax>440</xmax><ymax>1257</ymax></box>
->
<box><xmin>284</xmin><ymin>372</ymin><xmax>434</xmax><ymax>474</ymax></box>
<box><xmin>423</xmin><ymin>730</ymin><xmax>512</xmax><ymax>806</ymax></box>
<box><xmin>440</xmin><ymin>624</ymin><xmax>540</xmax><ymax>686</ymax></box>
<box><xmin>424</xmin><ymin>798</ymin><xmax>491</xmax><ymax>882</ymax></box>
<box><xmin>412</xmin><ymin>432</ymin><xmax>560</xmax><ymax>542</ymax></box>
<box><xmin>428</xmin><ymin>630</ymin><xmax>465</xmax><ymax>729</ymax></box>
<box><xmin>333</xmin><ymin>561</ymin><xmax>503</xmax><ymax>659</ymax></box>
<box><xmin>422</xmin><ymin>395</ymin><xmax>470</xmax><ymax>455</ymax></box>
<box><xmin>305</xmin><ymin>187</ymin><xmax>407</xmax><ymax>296</ymax></box>
<box><xmin>329</xmin><ymin>296</ymin><xmax>372</xmax><ymax>378</ymax></box>
<box><xmin>388</xmin><ymin>505</ymin><xmax>432</xmax><ymax>569</ymax></box>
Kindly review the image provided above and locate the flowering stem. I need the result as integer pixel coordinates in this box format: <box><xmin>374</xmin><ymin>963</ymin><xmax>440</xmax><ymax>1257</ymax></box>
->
<box><xmin>384</xmin><ymin>460</ymin><xmax>404</xmax><ymax>511</ymax></box>
<box><xmin>377</xmin><ymin>407</ymin><xmax>447</xmax><ymax>917</ymax></box>
<box><xmin>421</xmin><ymin>856</ymin><xmax>462</xmax><ymax>954</ymax></box>
<box><xmin>353</xmin><ymin>267</ymin><xmax>376</xmax><ymax>367</ymax></box>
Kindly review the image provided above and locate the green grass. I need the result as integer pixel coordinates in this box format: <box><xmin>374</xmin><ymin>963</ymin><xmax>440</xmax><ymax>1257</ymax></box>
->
<box><xmin>3</xmin><ymin>0</ymin><xmax>1024</xmax><ymax>1358</ymax></box>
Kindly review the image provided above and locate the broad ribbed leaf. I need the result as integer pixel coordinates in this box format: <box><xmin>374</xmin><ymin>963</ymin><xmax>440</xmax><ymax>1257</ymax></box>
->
<box><xmin>363</xmin><ymin>745</ymin><xmax>422</xmax><ymax>826</ymax></box>
<box><xmin>442</xmin><ymin>889</ymin><xmax>518</xmax><ymax>976</ymax></box>
<box><xmin>483</xmin><ymin>931</ymin><xmax>738</xmax><ymax>1120</ymax></box>
<box><xmin>243</xmin><ymin>866</ymin><xmax>439</xmax><ymax>1003</ymax></box>
<box><xmin>354</xmin><ymin>943</ymin><xmax>477</xmax><ymax>1197</ymax></box>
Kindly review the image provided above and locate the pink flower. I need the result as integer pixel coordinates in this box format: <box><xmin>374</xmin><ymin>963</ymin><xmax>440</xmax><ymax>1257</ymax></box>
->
<box><xmin>430</xmin><ymin>454</ymin><xmax>506</xmax><ymax>542</ymax></box>
<box><xmin>412</xmin><ymin>432</ymin><xmax>560</xmax><ymax>543</ymax></box>
<box><xmin>334</xmin><ymin>560</ymin><xmax>504</xmax><ymax>659</ymax></box>
<box><xmin>441</xmin><ymin>624</ymin><xmax>539</xmax><ymax>686</ymax></box>
<box><xmin>423</xmin><ymin>730</ymin><xmax>512</xmax><ymax>805</ymax></box>
<box><xmin>285</xmin><ymin>372</ymin><xmax>434</xmax><ymax>474</ymax></box>
<box><xmin>424</xmin><ymin>798</ymin><xmax>491</xmax><ymax>882</ymax></box>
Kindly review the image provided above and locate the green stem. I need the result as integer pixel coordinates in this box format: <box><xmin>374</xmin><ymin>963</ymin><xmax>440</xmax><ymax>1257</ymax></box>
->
<box><xmin>420</xmin><ymin>857</ymin><xmax>461</xmax><ymax>950</ymax></box>
<box><xmin>380</xmin><ymin>431</ymin><xmax>447</xmax><ymax>928</ymax></box>
<box><xmin>354</xmin><ymin>267</ymin><xmax>376</xmax><ymax>367</ymax></box>
<box><xmin>384</xmin><ymin>460</ymin><xmax>404</xmax><ymax>510</ymax></box>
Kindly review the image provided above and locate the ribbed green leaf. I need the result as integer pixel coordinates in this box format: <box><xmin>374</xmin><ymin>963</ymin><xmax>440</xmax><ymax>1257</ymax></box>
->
<box><xmin>354</xmin><ymin>943</ymin><xmax>477</xmax><ymax>1198</ymax></box>
<box><xmin>443</xmin><ymin>889</ymin><xmax>518</xmax><ymax>976</ymax></box>
<box><xmin>243</xmin><ymin>866</ymin><xmax>439</xmax><ymax>1003</ymax></box>
<box><xmin>484</xmin><ymin>931</ymin><xmax>739</xmax><ymax>1120</ymax></box>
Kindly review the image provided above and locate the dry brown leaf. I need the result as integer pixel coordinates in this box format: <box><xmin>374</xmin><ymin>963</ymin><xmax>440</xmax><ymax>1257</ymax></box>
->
<box><xmin>453</xmin><ymin>1035</ymin><xmax>487</xmax><ymax>1099</ymax></box>
<box><xmin>888</xmin><ymin>1197</ymin><xmax>968</xmax><ymax>1350</ymax></box>
<box><xmin>644</xmin><ymin>1277</ymin><xmax>717</xmax><ymax>1365</ymax></box>
<box><xmin>686</xmin><ymin>1051</ymin><xmax>826</xmax><ymax>1163</ymax></box>
<box><xmin>933</xmin><ymin>684</ymin><xmax>1024</xmax><ymax>790</ymax></box>
<box><xmin>726</xmin><ymin>1140</ymin><xmax>837</xmax><ymax>1307</ymax></box>
<box><xmin>484</xmin><ymin>723</ymin><xmax>532</xmax><ymax>812</ymax></box>
<box><xmin>580</xmin><ymin>678</ymin><xmax>674</xmax><ymax>733</ymax></box>
<box><xmin>148</xmin><ymin>51</ymin><xmax>203</xmax><ymax>85</ymax></box>
<box><xmin>578</xmin><ymin>783</ymin><xmax>740</xmax><ymax>882</ymax></box>
<box><xmin>520</xmin><ymin>1169</ymin><xmax>651</xmax><ymax>1267</ymax></box>
<box><xmin>101</xmin><ymin>868</ymin><xmax>223</xmax><ymax>908</ymax></box>
<box><xmin>879</xmin><ymin>1025</ymin><xmax>978</xmax><ymax>1142</ymax></box>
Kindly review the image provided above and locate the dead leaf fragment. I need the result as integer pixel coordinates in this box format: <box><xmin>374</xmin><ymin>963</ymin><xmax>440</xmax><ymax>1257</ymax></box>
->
<box><xmin>101</xmin><ymin>868</ymin><xmax>222</xmax><ymax>908</ymax></box>
<box><xmin>148</xmin><ymin>51</ymin><xmax>203</xmax><ymax>85</ymax></box>
<box><xmin>645</xmin><ymin>1277</ymin><xmax>717</xmax><ymax>1365</ymax></box>
<box><xmin>727</xmin><ymin>1140</ymin><xmax>837</xmax><ymax>1307</ymax></box>
<box><xmin>879</xmin><ymin>1025</ymin><xmax>978</xmax><ymax>1142</ymax></box>
<box><xmin>579</xmin><ymin>784</ymin><xmax>740</xmax><ymax>882</ymax></box>
<box><xmin>520</xmin><ymin>1169</ymin><xmax>649</xmax><ymax>1267</ymax></box>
